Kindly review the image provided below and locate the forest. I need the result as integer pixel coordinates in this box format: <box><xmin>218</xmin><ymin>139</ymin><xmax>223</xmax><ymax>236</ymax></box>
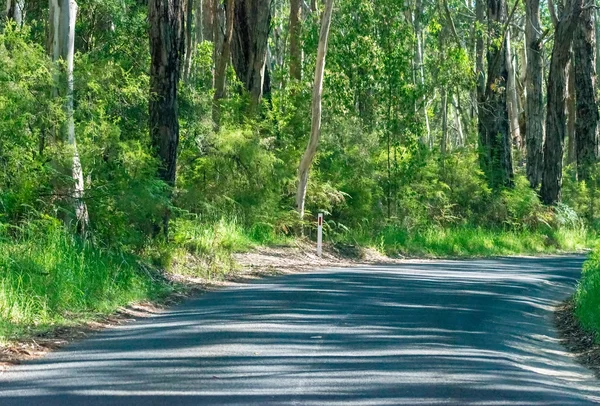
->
<box><xmin>2</xmin><ymin>0</ymin><xmax>600</xmax><ymax>343</ymax></box>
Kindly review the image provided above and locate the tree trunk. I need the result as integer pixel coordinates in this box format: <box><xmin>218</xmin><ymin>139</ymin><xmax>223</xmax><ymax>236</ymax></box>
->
<box><xmin>540</xmin><ymin>0</ymin><xmax>583</xmax><ymax>205</ymax></box>
<box><xmin>574</xmin><ymin>6</ymin><xmax>599</xmax><ymax>182</ymax></box>
<box><xmin>441</xmin><ymin>87</ymin><xmax>449</xmax><ymax>156</ymax></box>
<box><xmin>231</xmin><ymin>0</ymin><xmax>271</xmax><ymax>111</ymax></box>
<box><xmin>50</xmin><ymin>0</ymin><xmax>89</xmax><ymax>234</ymax></box>
<box><xmin>202</xmin><ymin>0</ymin><xmax>213</xmax><ymax>42</ymax></box>
<box><xmin>525</xmin><ymin>0</ymin><xmax>544</xmax><ymax>189</ymax></box>
<box><xmin>567</xmin><ymin>60</ymin><xmax>576</xmax><ymax>164</ymax></box>
<box><xmin>5</xmin><ymin>0</ymin><xmax>24</xmax><ymax>25</ymax></box>
<box><xmin>506</xmin><ymin>30</ymin><xmax>521</xmax><ymax>149</ymax></box>
<box><xmin>477</xmin><ymin>0</ymin><xmax>513</xmax><ymax>188</ymax></box>
<box><xmin>413</xmin><ymin>0</ymin><xmax>431</xmax><ymax>146</ymax></box>
<box><xmin>213</xmin><ymin>0</ymin><xmax>234</xmax><ymax>128</ymax></box>
<box><xmin>183</xmin><ymin>0</ymin><xmax>195</xmax><ymax>83</ymax></box>
<box><xmin>296</xmin><ymin>0</ymin><xmax>334</xmax><ymax>218</ymax></box>
<box><xmin>149</xmin><ymin>0</ymin><xmax>186</xmax><ymax>234</ymax></box>
<box><xmin>289</xmin><ymin>0</ymin><xmax>302</xmax><ymax>80</ymax></box>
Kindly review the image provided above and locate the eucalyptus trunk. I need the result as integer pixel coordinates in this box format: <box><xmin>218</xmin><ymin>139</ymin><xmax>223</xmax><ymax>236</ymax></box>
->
<box><xmin>213</xmin><ymin>0</ymin><xmax>234</xmax><ymax>128</ymax></box>
<box><xmin>149</xmin><ymin>0</ymin><xmax>187</xmax><ymax>234</ymax></box>
<box><xmin>574</xmin><ymin>6</ymin><xmax>599</xmax><ymax>182</ymax></box>
<box><xmin>296</xmin><ymin>0</ymin><xmax>334</xmax><ymax>218</ymax></box>
<box><xmin>506</xmin><ymin>30</ymin><xmax>521</xmax><ymax>149</ymax></box>
<box><xmin>477</xmin><ymin>0</ymin><xmax>513</xmax><ymax>188</ymax></box>
<box><xmin>51</xmin><ymin>0</ymin><xmax>89</xmax><ymax>234</ymax></box>
<box><xmin>525</xmin><ymin>0</ymin><xmax>544</xmax><ymax>188</ymax></box>
<box><xmin>5</xmin><ymin>0</ymin><xmax>24</xmax><ymax>25</ymax></box>
<box><xmin>289</xmin><ymin>0</ymin><xmax>302</xmax><ymax>80</ymax></box>
<box><xmin>231</xmin><ymin>0</ymin><xmax>271</xmax><ymax>112</ymax></box>
<box><xmin>540</xmin><ymin>0</ymin><xmax>583</xmax><ymax>205</ymax></box>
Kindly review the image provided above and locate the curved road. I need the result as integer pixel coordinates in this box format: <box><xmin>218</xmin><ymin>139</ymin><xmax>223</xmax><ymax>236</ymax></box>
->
<box><xmin>1</xmin><ymin>256</ymin><xmax>600</xmax><ymax>405</ymax></box>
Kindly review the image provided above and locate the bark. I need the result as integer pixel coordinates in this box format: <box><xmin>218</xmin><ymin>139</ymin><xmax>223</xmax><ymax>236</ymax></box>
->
<box><xmin>413</xmin><ymin>0</ymin><xmax>431</xmax><ymax>146</ymax></box>
<box><xmin>574</xmin><ymin>6</ymin><xmax>599</xmax><ymax>182</ymax></box>
<box><xmin>202</xmin><ymin>0</ymin><xmax>213</xmax><ymax>42</ymax></box>
<box><xmin>296</xmin><ymin>0</ymin><xmax>334</xmax><ymax>218</ymax></box>
<box><xmin>567</xmin><ymin>59</ymin><xmax>576</xmax><ymax>163</ymax></box>
<box><xmin>506</xmin><ymin>30</ymin><xmax>521</xmax><ymax>149</ymax></box>
<box><xmin>525</xmin><ymin>0</ymin><xmax>544</xmax><ymax>188</ymax></box>
<box><xmin>477</xmin><ymin>0</ymin><xmax>514</xmax><ymax>188</ymax></box>
<box><xmin>183</xmin><ymin>0</ymin><xmax>194</xmax><ymax>83</ymax></box>
<box><xmin>231</xmin><ymin>0</ymin><xmax>271</xmax><ymax>111</ymax></box>
<box><xmin>289</xmin><ymin>0</ymin><xmax>302</xmax><ymax>80</ymax></box>
<box><xmin>540</xmin><ymin>0</ymin><xmax>583</xmax><ymax>205</ymax></box>
<box><xmin>452</xmin><ymin>94</ymin><xmax>465</xmax><ymax>147</ymax></box>
<box><xmin>441</xmin><ymin>87</ymin><xmax>449</xmax><ymax>156</ymax></box>
<box><xmin>149</xmin><ymin>0</ymin><xmax>187</xmax><ymax>233</ymax></box>
<box><xmin>51</xmin><ymin>0</ymin><xmax>89</xmax><ymax>233</ymax></box>
<box><xmin>5</xmin><ymin>0</ymin><xmax>24</xmax><ymax>25</ymax></box>
<box><xmin>213</xmin><ymin>0</ymin><xmax>234</xmax><ymax>128</ymax></box>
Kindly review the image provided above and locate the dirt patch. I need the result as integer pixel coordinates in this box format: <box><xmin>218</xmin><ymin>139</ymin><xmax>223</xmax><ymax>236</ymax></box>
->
<box><xmin>555</xmin><ymin>298</ymin><xmax>600</xmax><ymax>378</ymax></box>
<box><xmin>0</xmin><ymin>241</ymin><xmax>405</xmax><ymax>371</ymax></box>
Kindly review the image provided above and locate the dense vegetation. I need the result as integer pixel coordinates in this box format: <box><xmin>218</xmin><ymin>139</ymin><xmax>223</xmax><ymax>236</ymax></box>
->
<box><xmin>1</xmin><ymin>0</ymin><xmax>600</xmax><ymax>341</ymax></box>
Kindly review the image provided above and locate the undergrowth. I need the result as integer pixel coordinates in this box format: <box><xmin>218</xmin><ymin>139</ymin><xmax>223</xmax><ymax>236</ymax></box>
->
<box><xmin>0</xmin><ymin>219</ymin><xmax>171</xmax><ymax>344</ymax></box>
<box><xmin>575</xmin><ymin>247</ymin><xmax>600</xmax><ymax>339</ymax></box>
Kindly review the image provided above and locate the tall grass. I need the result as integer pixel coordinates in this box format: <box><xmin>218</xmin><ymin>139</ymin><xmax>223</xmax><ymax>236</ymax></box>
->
<box><xmin>0</xmin><ymin>220</ymin><xmax>169</xmax><ymax>343</ymax></box>
<box><xmin>336</xmin><ymin>225</ymin><xmax>593</xmax><ymax>258</ymax></box>
<box><xmin>575</xmin><ymin>247</ymin><xmax>600</xmax><ymax>337</ymax></box>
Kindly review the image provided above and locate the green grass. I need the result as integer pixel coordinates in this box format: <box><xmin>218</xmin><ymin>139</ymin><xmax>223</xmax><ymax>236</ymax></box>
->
<box><xmin>167</xmin><ymin>217</ymin><xmax>294</xmax><ymax>278</ymax></box>
<box><xmin>575</xmin><ymin>247</ymin><xmax>600</xmax><ymax>338</ymax></box>
<box><xmin>337</xmin><ymin>225</ymin><xmax>593</xmax><ymax>258</ymax></box>
<box><xmin>1</xmin><ymin>216</ymin><xmax>594</xmax><ymax>345</ymax></box>
<box><xmin>0</xmin><ymin>221</ymin><xmax>171</xmax><ymax>344</ymax></box>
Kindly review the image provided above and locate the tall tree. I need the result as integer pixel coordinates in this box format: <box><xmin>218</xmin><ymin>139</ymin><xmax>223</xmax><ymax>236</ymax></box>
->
<box><xmin>148</xmin><ymin>0</ymin><xmax>187</xmax><ymax>233</ymax></box>
<box><xmin>540</xmin><ymin>0</ymin><xmax>583</xmax><ymax>204</ymax></box>
<box><xmin>477</xmin><ymin>0</ymin><xmax>514</xmax><ymax>188</ymax></box>
<box><xmin>408</xmin><ymin>0</ymin><xmax>431</xmax><ymax>145</ymax></box>
<box><xmin>50</xmin><ymin>0</ymin><xmax>89</xmax><ymax>234</ymax></box>
<box><xmin>213</xmin><ymin>0</ymin><xmax>234</xmax><ymax>127</ymax></box>
<box><xmin>289</xmin><ymin>0</ymin><xmax>302</xmax><ymax>80</ymax></box>
<box><xmin>296</xmin><ymin>0</ymin><xmax>334</xmax><ymax>218</ymax></box>
<box><xmin>231</xmin><ymin>0</ymin><xmax>271</xmax><ymax>111</ymax></box>
<box><xmin>182</xmin><ymin>0</ymin><xmax>195</xmax><ymax>82</ymax></box>
<box><xmin>525</xmin><ymin>0</ymin><xmax>544</xmax><ymax>188</ymax></box>
<box><xmin>506</xmin><ymin>30</ymin><xmax>521</xmax><ymax>149</ymax></box>
<box><xmin>574</xmin><ymin>5</ymin><xmax>599</xmax><ymax>182</ymax></box>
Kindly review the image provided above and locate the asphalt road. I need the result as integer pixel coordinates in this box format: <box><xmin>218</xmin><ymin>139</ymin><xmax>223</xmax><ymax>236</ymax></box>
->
<box><xmin>1</xmin><ymin>256</ymin><xmax>600</xmax><ymax>405</ymax></box>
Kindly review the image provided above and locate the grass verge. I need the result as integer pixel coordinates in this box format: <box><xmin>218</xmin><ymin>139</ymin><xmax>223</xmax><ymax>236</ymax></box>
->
<box><xmin>335</xmin><ymin>226</ymin><xmax>593</xmax><ymax>258</ymax></box>
<box><xmin>575</xmin><ymin>246</ymin><xmax>600</xmax><ymax>338</ymax></box>
<box><xmin>0</xmin><ymin>220</ymin><xmax>172</xmax><ymax>345</ymax></box>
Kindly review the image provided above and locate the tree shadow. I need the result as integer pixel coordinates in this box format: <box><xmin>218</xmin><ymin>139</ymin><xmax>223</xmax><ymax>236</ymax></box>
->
<box><xmin>1</xmin><ymin>256</ymin><xmax>599</xmax><ymax>405</ymax></box>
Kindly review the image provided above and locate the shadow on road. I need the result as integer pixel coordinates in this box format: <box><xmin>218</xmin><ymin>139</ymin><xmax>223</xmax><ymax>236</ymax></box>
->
<box><xmin>1</xmin><ymin>256</ymin><xmax>599</xmax><ymax>405</ymax></box>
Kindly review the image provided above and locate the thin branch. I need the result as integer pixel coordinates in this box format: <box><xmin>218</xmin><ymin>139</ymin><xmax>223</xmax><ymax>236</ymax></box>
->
<box><xmin>443</xmin><ymin>0</ymin><xmax>465</xmax><ymax>50</ymax></box>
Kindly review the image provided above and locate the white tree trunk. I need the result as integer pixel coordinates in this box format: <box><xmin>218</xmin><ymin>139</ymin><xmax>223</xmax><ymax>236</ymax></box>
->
<box><xmin>506</xmin><ymin>30</ymin><xmax>521</xmax><ymax>149</ymax></box>
<box><xmin>295</xmin><ymin>0</ymin><xmax>334</xmax><ymax>218</ymax></box>
<box><xmin>52</xmin><ymin>0</ymin><xmax>89</xmax><ymax>233</ymax></box>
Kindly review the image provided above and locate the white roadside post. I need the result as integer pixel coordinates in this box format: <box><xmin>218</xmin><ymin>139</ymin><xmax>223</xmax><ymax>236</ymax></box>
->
<box><xmin>317</xmin><ymin>213</ymin><xmax>323</xmax><ymax>257</ymax></box>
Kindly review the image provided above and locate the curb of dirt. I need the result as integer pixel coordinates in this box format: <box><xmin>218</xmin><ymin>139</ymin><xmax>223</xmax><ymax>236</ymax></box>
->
<box><xmin>555</xmin><ymin>298</ymin><xmax>600</xmax><ymax>378</ymax></box>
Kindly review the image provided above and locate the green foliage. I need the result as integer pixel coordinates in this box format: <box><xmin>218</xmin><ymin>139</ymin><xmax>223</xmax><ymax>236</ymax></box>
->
<box><xmin>575</xmin><ymin>247</ymin><xmax>600</xmax><ymax>339</ymax></box>
<box><xmin>0</xmin><ymin>217</ymin><xmax>170</xmax><ymax>343</ymax></box>
<box><xmin>1</xmin><ymin>0</ymin><xmax>599</xmax><ymax>345</ymax></box>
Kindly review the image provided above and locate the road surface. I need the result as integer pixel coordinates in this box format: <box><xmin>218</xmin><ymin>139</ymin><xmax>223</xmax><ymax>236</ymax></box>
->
<box><xmin>1</xmin><ymin>256</ymin><xmax>600</xmax><ymax>405</ymax></box>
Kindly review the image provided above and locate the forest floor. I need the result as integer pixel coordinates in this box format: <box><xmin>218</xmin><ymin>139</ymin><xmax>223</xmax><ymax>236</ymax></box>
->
<box><xmin>0</xmin><ymin>241</ymin><xmax>409</xmax><ymax>371</ymax></box>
